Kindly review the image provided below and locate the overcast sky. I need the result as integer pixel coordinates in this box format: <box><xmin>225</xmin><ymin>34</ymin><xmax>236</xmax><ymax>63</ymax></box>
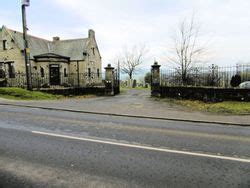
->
<box><xmin>1</xmin><ymin>0</ymin><xmax>250</xmax><ymax>74</ymax></box>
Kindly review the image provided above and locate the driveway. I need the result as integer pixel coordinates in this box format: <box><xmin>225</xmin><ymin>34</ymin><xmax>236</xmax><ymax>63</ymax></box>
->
<box><xmin>0</xmin><ymin>89</ymin><xmax>249</xmax><ymax>125</ymax></box>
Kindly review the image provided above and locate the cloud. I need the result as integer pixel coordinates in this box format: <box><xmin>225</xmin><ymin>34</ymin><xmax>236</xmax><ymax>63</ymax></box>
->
<box><xmin>48</xmin><ymin>0</ymin><xmax>250</xmax><ymax>69</ymax></box>
<box><xmin>3</xmin><ymin>0</ymin><xmax>250</xmax><ymax>73</ymax></box>
<box><xmin>48</xmin><ymin>0</ymin><xmax>179</xmax><ymax>67</ymax></box>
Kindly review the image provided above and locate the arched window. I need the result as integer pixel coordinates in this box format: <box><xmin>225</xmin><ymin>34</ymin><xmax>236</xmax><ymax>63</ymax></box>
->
<box><xmin>88</xmin><ymin>68</ymin><xmax>91</xmax><ymax>77</ymax></box>
<box><xmin>40</xmin><ymin>67</ymin><xmax>44</xmax><ymax>78</ymax></box>
<box><xmin>64</xmin><ymin>68</ymin><xmax>68</xmax><ymax>77</ymax></box>
<box><xmin>97</xmin><ymin>69</ymin><xmax>100</xmax><ymax>78</ymax></box>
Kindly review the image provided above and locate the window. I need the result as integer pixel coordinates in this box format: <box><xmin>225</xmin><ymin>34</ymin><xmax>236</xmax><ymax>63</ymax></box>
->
<box><xmin>92</xmin><ymin>47</ymin><xmax>95</xmax><ymax>56</ymax></box>
<box><xmin>3</xmin><ymin>40</ymin><xmax>7</xmax><ymax>50</ymax></box>
<box><xmin>97</xmin><ymin>69</ymin><xmax>100</xmax><ymax>78</ymax></box>
<box><xmin>40</xmin><ymin>67</ymin><xmax>45</xmax><ymax>78</ymax></box>
<box><xmin>8</xmin><ymin>63</ymin><xmax>15</xmax><ymax>78</ymax></box>
<box><xmin>0</xmin><ymin>63</ymin><xmax>5</xmax><ymax>78</ymax></box>
<box><xmin>64</xmin><ymin>68</ymin><xmax>68</xmax><ymax>77</ymax></box>
<box><xmin>88</xmin><ymin>68</ymin><xmax>91</xmax><ymax>78</ymax></box>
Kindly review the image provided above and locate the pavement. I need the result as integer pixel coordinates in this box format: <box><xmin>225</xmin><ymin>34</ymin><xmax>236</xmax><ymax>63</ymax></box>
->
<box><xmin>0</xmin><ymin>89</ymin><xmax>249</xmax><ymax>126</ymax></box>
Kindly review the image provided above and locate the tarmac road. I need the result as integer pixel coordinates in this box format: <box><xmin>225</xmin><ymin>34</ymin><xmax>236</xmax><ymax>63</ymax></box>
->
<box><xmin>0</xmin><ymin>105</ymin><xmax>250</xmax><ymax>187</ymax></box>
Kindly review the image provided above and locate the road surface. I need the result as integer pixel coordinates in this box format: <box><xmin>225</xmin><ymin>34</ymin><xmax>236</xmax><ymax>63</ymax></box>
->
<box><xmin>0</xmin><ymin>104</ymin><xmax>249</xmax><ymax>187</ymax></box>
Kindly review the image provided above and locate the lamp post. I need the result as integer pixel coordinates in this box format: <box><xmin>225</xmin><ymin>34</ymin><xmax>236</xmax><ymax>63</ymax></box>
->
<box><xmin>21</xmin><ymin>0</ymin><xmax>32</xmax><ymax>90</ymax></box>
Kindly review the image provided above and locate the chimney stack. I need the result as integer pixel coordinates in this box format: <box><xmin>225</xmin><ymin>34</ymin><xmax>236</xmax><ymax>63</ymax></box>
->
<box><xmin>53</xmin><ymin>36</ymin><xmax>60</xmax><ymax>42</ymax></box>
<box><xmin>88</xmin><ymin>29</ymin><xmax>95</xmax><ymax>39</ymax></box>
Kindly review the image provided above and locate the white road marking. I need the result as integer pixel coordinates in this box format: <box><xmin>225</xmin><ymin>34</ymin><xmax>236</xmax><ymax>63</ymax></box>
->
<box><xmin>32</xmin><ymin>131</ymin><xmax>250</xmax><ymax>163</ymax></box>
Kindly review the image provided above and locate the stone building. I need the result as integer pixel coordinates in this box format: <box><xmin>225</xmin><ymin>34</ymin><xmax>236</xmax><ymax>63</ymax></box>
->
<box><xmin>0</xmin><ymin>25</ymin><xmax>102</xmax><ymax>87</ymax></box>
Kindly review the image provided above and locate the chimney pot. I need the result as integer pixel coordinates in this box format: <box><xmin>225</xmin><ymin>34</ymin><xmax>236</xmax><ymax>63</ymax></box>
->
<box><xmin>53</xmin><ymin>36</ymin><xmax>60</xmax><ymax>41</ymax></box>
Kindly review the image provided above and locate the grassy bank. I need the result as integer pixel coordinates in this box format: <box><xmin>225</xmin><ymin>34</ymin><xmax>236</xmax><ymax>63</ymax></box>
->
<box><xmin>0</xmin><ymin>88</ymin><xmax>62</xmax><ymax>100</ymax></box>
<box><xmin>160</xmin><ymin>98</ymin><xmax>250</xmax><ymax>115</ymax></box>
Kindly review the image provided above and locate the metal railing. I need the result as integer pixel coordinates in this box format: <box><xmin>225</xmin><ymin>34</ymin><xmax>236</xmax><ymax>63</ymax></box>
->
<box><xmin>161</xmin><ymin>64</ymin><xmax>250</xmax><ymax>88</ymax></box>
<box><xmin>1</xmin><ymin>72</ymin><xmax>104</xmax><ymax>88</ymax></box>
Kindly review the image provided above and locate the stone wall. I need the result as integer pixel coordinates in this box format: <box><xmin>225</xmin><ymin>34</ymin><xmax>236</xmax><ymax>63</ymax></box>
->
<box><xmin>160</xmin><ymin>86</ymin><xmax>250</xmax><ymax>102</ymax></box>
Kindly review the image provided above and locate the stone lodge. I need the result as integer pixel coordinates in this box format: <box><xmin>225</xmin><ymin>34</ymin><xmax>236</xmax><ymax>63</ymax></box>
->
<box><xmin>0</xmin><ymin>25</ymin><xmax>102</xmax><ymax>87</ymax></box>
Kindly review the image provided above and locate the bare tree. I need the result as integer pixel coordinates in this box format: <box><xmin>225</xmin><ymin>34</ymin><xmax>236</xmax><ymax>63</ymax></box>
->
<box><xmin>168</xmin><ymin>15</ymin><xmax>207</xmax><ymax>85</ymax></box>
<box><xmin>119</xmin><ymin>45</ymin><xmax>147</xmax><ymax>80</ymax></box>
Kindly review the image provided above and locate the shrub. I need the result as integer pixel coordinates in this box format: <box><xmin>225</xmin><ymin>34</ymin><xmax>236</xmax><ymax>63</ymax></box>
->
<box><xmin>230</xmin><ymin>75</ymin><xmax>241</xmax><ymax>87</ymax></box>
<box><xmin>61</xmin><ymin>82</ymin><xmax>71</xmax><ymax>87</ymax></box>
<box><xmin>40</xmin><ymin>83</ymin><xmax>50</xmax><ymax>88</ymax></box>
<box><xmin>0</xmin><ymin>78</ymin><xmax>7</xmax><ymax>87</ymax></box>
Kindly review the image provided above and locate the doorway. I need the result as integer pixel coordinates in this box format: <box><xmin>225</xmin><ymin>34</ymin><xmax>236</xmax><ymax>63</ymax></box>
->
<box><xmin>49</xmin><ymin>64</ymin><xmax>60</xmax><ymax>85</ymax></box>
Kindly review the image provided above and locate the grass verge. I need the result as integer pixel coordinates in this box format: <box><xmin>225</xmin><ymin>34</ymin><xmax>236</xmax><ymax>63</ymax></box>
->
<box><xmin>0</xmin><ymin>88</ymin><xmax>62</xmax><ymax>100</ymax></box>
<box><xmin>160</xmin><ymin>98</ymin><xmax>250</xmax><ymax>115</ymax></box>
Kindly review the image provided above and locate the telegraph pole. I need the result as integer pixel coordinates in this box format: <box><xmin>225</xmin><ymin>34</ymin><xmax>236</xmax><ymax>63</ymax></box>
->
<box><xmin>21</xmin><ymin>0</ymin><xmax>32</xmax><ymax>90</ymax></box>
<box><xmin>118</xmin><ymin>60</ymin><xmax>120</xmax><ymax>93</ymax></box>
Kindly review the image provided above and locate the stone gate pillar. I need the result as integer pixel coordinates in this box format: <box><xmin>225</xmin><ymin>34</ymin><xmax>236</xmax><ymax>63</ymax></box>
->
<box><xmin>151</xmin><ymin>61</ymin><xmax>161</xmax><ymax>96</ymax></box>
<box><xmin>105</xmin><ymin>64</ymin><xmax>114</xmax><ymax>95</ymax></box>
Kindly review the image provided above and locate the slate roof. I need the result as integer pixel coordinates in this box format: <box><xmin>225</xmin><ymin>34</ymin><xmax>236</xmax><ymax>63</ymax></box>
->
<box><xmin>51</xmin><ymin>39</ymin><xmax>89</xmax><ymax>60</ymax></box>
<box><xmin>33</xmin><ymin>53</ymin><xmax>71</xmax><ymax>60</ymax></box>
<box><xmin>3</xmin><ymin>26</ymin><xmax>89</xmax><ymax>61</ymax></box>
